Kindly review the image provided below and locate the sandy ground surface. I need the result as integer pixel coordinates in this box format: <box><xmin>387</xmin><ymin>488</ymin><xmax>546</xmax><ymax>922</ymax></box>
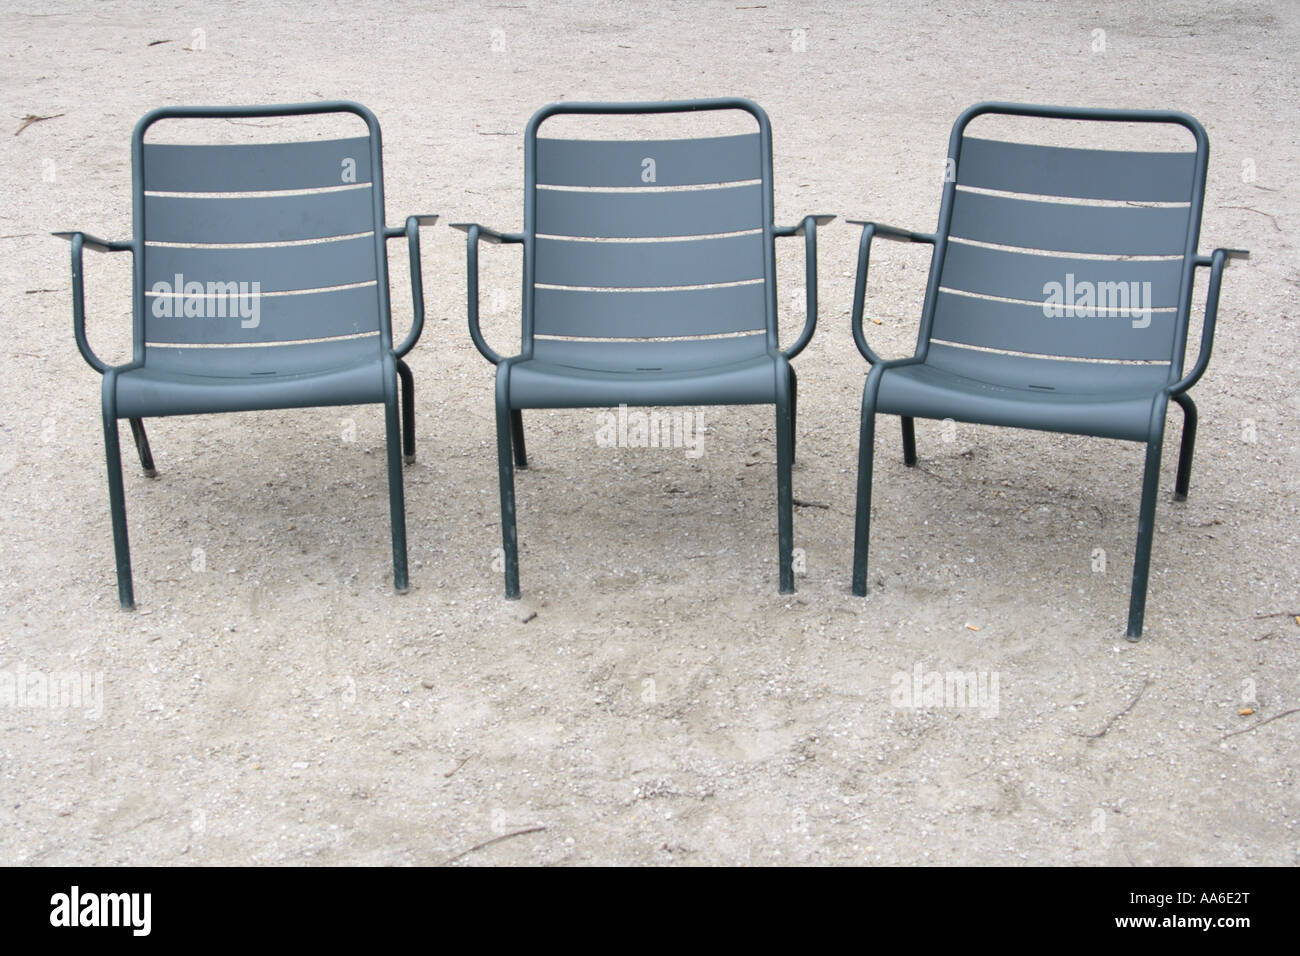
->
<box><xmin>0</xmin><ymin>0</ymin><xmax>1296</xmax><ymax>866</ymax></box>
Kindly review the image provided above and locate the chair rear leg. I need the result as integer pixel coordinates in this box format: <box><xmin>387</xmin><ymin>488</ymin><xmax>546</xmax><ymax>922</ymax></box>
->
<box><xmin>103</xmin><ymin>414</ymin><xmax>135</xmax><ymax>609</ymax></box>
<box><xmin>510</xmin><ymin>409</ymin><xmax>528</xmax><ymax>469</ymax></box>
<box><xmin>851</xmin><ymin>398</ymin><xmax>879</xmax><ymax>596</ymax></box>
<box><xmin>396</xmin><ymin>359</ymin><xmax>416</xmax><ymax>464</ymax></box>
<box><xmin>901</xmin><ymin>416</ymin><xmax>917</xmax><ymax>467</ymax></box>
<box><xmin>127</xmin><ymin>418</ymin><xmax>157</xmax><ymax>477</ymax></box>
<box><xmin>1126</xmin><ymin>437</ymin><xmax>1165</xmax><ymax>640</ymax></box>
<box><xmin>1172</xmin><ymin>392</ymin><xmax>1197</xmax><ymax>501</ymax></box>
<box><xmin>775</xmin><ymin>389</ymin><xmax>795</xmax><ymax>594</ymax></box>
<box><xmin>497</xmin><ymin>400</ymin><xmax>521</xmax><ymax>598</ymax></box>
<box><xmin>383</xmin><ymin>390</ymin><xmax>410</xmax><ymax>593</ymax></box>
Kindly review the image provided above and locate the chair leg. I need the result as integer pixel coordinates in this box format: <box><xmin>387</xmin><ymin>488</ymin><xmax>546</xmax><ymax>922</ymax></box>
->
<box><xmin>1171</xmin><ymin>392</ymin><xmax>1197</xmax><ymax>501</ymax></box>
<box><xmin>383</xmin><ymin>379</ymin><xmax>410</xmax><ymax>593</ymax></box>
<box><xmin>775</xmin><ymin>377</ymin><xmax>795</xmax><ymax>594</ymax></box>
<box><xmin>851</xmin><ymin>386</ymin><xmax>879</xmax><ymax>596</ymax></box>
<box><xmin>396</xmin><ymin>359</ymin><xmax>416</xmax><ymax>465</ymax></box>
<box><xmin>1126</xmin><ymin>436</ymin><xmax>1165</xmax><ymax>641</ymax></box>
<box><xmin>496</xmin><ymin>367</ymin><xmax>521</xmax><ymax>599</ymax></box>
<box><xmin>102</xmin><ymin>413</ymin><xmax>135</xmax><ymax>610</ymax></box>
<box><xmin>510</xmin><ymin>409</ymin><xmax>528</xmax><ymax>469</ymax></box>
<box><xmin>789</xmin><ymin>365</ymin><xmax>798</xmax><ymax>466</ymax></box>
<box><xmin>901</xmin><ymin>416</ymin><xmax>917</xmax><ymax>467</ymax></box>
<box><xmin>127</xmin><ymin>418</ymin><xmax>157</xmax><ymax>477</ymax></box>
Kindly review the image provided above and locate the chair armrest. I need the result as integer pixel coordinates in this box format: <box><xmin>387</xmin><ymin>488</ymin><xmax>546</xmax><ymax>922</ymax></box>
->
<box><xmin>382</xmin><ymin>214</ymin><xmax>439</xmax><ymax>240</ymax></box>
<box><xmin>847</xmin><ymin>220</ymin><xmax>936</xmax><ymax>365</ymax></box>
<box><xmin>53</xmin><ymin>231</ymin><xmax>133</xmax><ymax>374</ymax></box>
<box><xmin>385</xmin><ymin>214</ymin><xmax>438</xmax><ymax>358</ymax></box>
<box><xmin>453</xmin><ymin>223</ymin><xmax>523</xmax><ymax>365</ymax></box>
<box><xmin>772</xmin><ymin>214</ymin><xmax>835</xmax><ymax>238</ymax></box>
<box><xmin>450</xmin><ymin>222</ymin><xmax>525</xmax><ymax>245</ymax></box>
<box><xmin>1214</xmin><ymin>248</ymin><xmax>1251</xmax><ymax>263</ymax></box>
<box><xmin>53</xmin><ymin>231</ymin><xmax>132</xmax><ymax>254</ymax></box>
<box><xmin>1167</xmin><ymin>248</ymin><xmax>1249</xmax><ymax>396</ymax></box>
<box><xmin>774</xmin><ymin>215</ymin><xmax>834</xmax><ymax>359</ymax></box>
<box><xmin>845</xmin><ymin>220</ymin><xmax>933</xmax><ymax>245</ymax></box>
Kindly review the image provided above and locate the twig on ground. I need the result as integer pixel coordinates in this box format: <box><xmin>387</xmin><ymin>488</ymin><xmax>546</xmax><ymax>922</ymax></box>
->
<box><xmin>443</xmin><ymin>754</ymin><xmax>475</xmax><ymax>779</ymax></box>
<box><xmin>1220</xmin><ymin>204</ymin><xmax>1281</xmax><ymax>232</ymax></box>
<box><xmin>1078</xmin><ymin>679</ymin><xmax>1149</xmax><ymax>739</ymax></box>
<box><xmin>14</xmin><ymin>113</ymin><xmax>64</xmax><ymax>136</ymax></box>
<box><xmin>439</xmin><ymin>826</ymin><xmax>546</xmax><ymax>866</ymax></box>
<box><xmin>1219</xmin><ymin>707</ymin><xmax>1300</xmax><ymax>741</ymax></box>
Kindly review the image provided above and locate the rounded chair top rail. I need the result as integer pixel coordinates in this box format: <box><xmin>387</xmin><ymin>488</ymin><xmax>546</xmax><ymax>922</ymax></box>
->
<box><xmin>954</xmin><ymin>100</ymin><xmax>1207</xmax><ymax>145</ymax></box>
<box><xmin>526</xmin><ymin>98</ymin><xmax>770</xmax><ymax>138</ymax></box>
<box><xmin>132</xmin><ymin>101</ymin><xmax>380</xmax><ymax>145</ymax></box>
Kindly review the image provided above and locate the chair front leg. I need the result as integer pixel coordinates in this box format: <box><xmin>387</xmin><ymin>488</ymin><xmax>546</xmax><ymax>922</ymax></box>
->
<box><xmin>102</xmin><ymin>375</ymin><xmax>135</xmax><ymax>609</ymax></box>
<box><xmin>396</xmin><ymin>359</ymin><xmax>416</xmax><ymax>464</ymax></box>
<box><xmin>852</xmin><ymin>369</ymin><xmax>885</xmax><ymax>596</ymax></box>
<box><xmin>496</xmin><ymin>363</ymin><xmax>521</xmax><ymax>599</ymax></box>
<box><xmin>789</xmin><ymin>365</ymin><xmax>798</xmax><ymax>466</ymax></box>
<box><xmin>775</xmin><ymin>368</ymin><xmax>795</xmax><ymax>594</ymax></box>
<box><xmin>1127</xmin><ymin>414</ymin><xmax>1168</xmax><ymax>640</ymax></box>
<box><xmin>382</xmin><ymin>360</ymin><xmax>409</xmax><ymax>593</ymax></box>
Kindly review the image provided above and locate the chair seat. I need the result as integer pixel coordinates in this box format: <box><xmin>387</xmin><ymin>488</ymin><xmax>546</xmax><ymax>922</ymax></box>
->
<box><xmin>506</xmin><ymin>333</ymin><xmax>780</xmax><ymax>408</ymax></box>
<box><xmin>876</xmin><ymin>343</ymin><xmax>1172</xmax><ymax>441</ymax></box>
<box><xmin>113</xmin><ymin>336</ymin><xmax>387</xmax><ymax>418</ymax></box>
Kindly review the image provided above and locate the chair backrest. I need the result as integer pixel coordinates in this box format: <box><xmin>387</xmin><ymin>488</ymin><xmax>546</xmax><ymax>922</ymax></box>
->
<box><xmin>522</xmin><ymin>100</ymin><xmax>777</xmax><ymax>355</ymax></box>
<box><xmin>920</xmin><ymin>103</ymin><xmax>1208</xmax><ymax>379</ymax></box>
<box><xmin>131</xmin><ymin>102</ymin><xmax>391</xmax><ymax>358</ymax></box>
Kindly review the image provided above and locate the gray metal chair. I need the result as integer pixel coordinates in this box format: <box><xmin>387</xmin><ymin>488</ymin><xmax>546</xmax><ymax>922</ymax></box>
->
<box><xmin>57</xmin><ymin>102</ymin><xmax>436</xmax><ymax>609</ymax></box>
<box><xmin>454</xmin><ymin>99</ymin><xmax>830</xmax><ymax>598</ymax></box>
<box><xmin>849</xmin><ymin>102</ymin><xmax>1247</xmax><ymax>639</ymax></box>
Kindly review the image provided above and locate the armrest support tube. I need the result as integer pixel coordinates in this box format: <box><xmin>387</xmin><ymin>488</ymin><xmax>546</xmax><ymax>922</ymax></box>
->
<box><xmin>777</xmin><ymin>215</ymin><xmax>831</xmax><ymax>360</ymax></box>
<box><xmin>390</xmin><ymin>214</ymin><xmax>437</xmax><ymax>358</ymax></box>
<box><xmin>55</xmin><ymin>231</ymin><xmax>132</xmax><ymax>374</ymax></box>
<box><xmin>849</xmin><ymin>221</ymin><xmax>935</xmax><ymax>365</ymax></box>
<box><xmin>1167</xmin><ymin>247</ymin><xmax>1246</xmax><ymax>396</ymax></box>
<box><xmin>460</xmin><ymin>224</ymin><xmax>522</xmax><ymax>365</ymax></box>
